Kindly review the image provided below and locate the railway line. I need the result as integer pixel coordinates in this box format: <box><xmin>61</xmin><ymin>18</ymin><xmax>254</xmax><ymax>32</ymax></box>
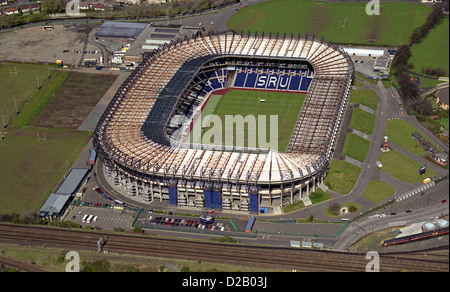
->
<box><xmin>0</xmin><ymin>223</ymin><xmax>447</xmax><ymax>272</ymax></box>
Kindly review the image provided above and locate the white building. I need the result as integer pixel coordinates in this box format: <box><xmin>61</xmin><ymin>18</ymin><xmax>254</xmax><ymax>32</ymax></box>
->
<box><xmin>4</xmin><ymin>7</ymin><xmax>19</xmax><ymax>15</ymax></box>
<box><xmin>342</xmin><ymin>47</ymin><xmax>385</xmax><ymax>58</ymax></box>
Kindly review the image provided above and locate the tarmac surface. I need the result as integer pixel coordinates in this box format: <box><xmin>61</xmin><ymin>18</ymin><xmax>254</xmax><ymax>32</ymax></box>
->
<box><xmin>0</xmin><ymin>24</ymin><xmax>101</xmax><ymax>66</ymax></box>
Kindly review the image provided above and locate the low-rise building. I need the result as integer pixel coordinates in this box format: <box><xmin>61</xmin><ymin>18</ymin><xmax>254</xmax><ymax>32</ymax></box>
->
<box><xmin>433</xmin><ymin>152</ymin><xmax>449</xmax><ymax>166</ymax></box>
<box><xmin>20</xmin><ymin>4</ymin><xmax>39</xmax><ymax>14</ymax></box>
<box><xmin>4</xmin><ymin>7</ymin><xmax>19</xmax><ymax>15</ymax></box>
<box><xmin>435</xmin><ymin>88</ymin><xmax>449</xmax><ymax>110</ymax></box>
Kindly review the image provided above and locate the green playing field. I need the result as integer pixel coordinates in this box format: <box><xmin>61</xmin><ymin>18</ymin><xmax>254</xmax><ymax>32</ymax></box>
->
<box><xmin>188</xmin><ymin>89</ymin><xmax>306</xmax><ymax>152</ymax></box>
<box><xmin>226</xmin><ymin>0</ymin><xmax>430</xmax><ymax>47</ymax></box>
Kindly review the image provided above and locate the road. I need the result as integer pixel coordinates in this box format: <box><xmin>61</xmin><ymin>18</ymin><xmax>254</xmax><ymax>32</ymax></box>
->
<box><xmin>333</xmin><ymin>181</ymin><xmax>449</xmax><ymax>250</ymax></box>
<box><xmin>166</xmin><ymin>0</ymin><xmax>269</xmax><ymax>32</ymax></box>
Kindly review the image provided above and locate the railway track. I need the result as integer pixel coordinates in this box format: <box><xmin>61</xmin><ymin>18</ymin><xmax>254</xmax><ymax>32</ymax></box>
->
<box><xmin>0</xmin><ymin>223</ymin><xmax>447</xmax><ymax>272</ymax></box>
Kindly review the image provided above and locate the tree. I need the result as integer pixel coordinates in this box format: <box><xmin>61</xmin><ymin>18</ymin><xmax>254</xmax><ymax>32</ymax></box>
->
<box><xmin>391</xmin><ymin>44</ymin><xmax>411</xmax><ymax>75</ymax></box>
<box><xmin>329</xmin><ymin>202</ymin><xmax>340</xmax><ymax>216</ymax></box>
<box><xmin>166</xmin><ymin>6</ymin><xmax>175</xmax><ymax>18</ymax></box>
<box><xmin>81</xmin><ymin>260</ymin><xmax>111</xmax><ymax>272</ymax></box>
<box><xmin>41</xmin><ymin>0</ymin><xmax>66</xmax><ymax>15</ymax></box>
<box><xmin>397</xmin><ymin>72</ymin><xmax>419</xmax><ymax>103</ymax></box>
<box><xmin>414</xmin><ymin>99</ymin><xmax>434</xmax><ymax>116</ymax></box>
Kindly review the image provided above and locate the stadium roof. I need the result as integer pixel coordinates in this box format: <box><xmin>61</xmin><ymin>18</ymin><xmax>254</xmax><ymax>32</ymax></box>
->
<box><xmin>94</xmin><ymin>33</ymin><xmax>353</xmax><ymax>184</ymax></box>
<box><xmin>95</xmin><ymin>22</ymin><xmax>148</xmax><ymax>39</ymax></box>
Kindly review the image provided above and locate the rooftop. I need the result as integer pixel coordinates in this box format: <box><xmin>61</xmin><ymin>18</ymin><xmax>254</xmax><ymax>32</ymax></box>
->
<box><xmin>435</xmin><ymin>87</ymin><xmax>449</xmax><ymax>105</ymax></box>
<box><xmin>56</xmin><ymin>168</ymin><xmax>89</xmax><ymax>195</ymax></box>
<box><xmin>95</xmin><ymin>22</ymin><xmax>148</xmax><ymax>39</ymax></box>
<box><xmin>39</xmin><ymin>193</ymin><xmax>71</xmax><ymax>216</ymax></box>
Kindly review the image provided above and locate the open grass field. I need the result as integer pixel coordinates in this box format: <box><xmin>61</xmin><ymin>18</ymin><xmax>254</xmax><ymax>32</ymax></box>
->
<box><xmin>363</xmin><ymin>180</ymin><xmax>396</xmax><ymax>203</ymax></box>
<box><xmin>342</xmin><ymin>133</ymin><xmax>370</xmax><ymax>162</ymax></box>
<box><xmin>323</xmin><ymin>160</ymin><xmax>361</xmax><ymax>194</ymax></box>
<box><xmin>0</xmin><ymin>62</ymin><xmax>54</xmax><ymax>125</ymax></box>
<box><xmin>349</xmin><ymin>89</ymin><xmax>378</xmax><ymax>111</ymax></box>
<box><xmin>226</xmin><ymin>0</ymin><xmax>430</xmax><ymax>46</ymax></box>
<box><xmin>0</xmin><ymin>63</ymin><xmax>112</xmax><ymax>214</ymax></box>
<box><xmin>349</xmin><ymin>108</ymin><xmax>375</xmax><ymax>135</ymax></box>
<box><xmin>384</xmin><ymin>119</ymin><xmax>439</xmax><ymax>156</ymax></box>
<box><xmin>378</xmin><ymin>150</ymin><xmax>436</xmax><ymax>184</ymax></box>
<box><xmin>0</xmin><ymin>127</ymin><xmax>91</xmax><ymax>214</ymax></box>
<box><xmin>190</xmin><ymin>89</ymin><xmax>306</xmax><ymax>151</ymax></box>
<box><xmin>409</xmin><ymin>17</ymin><xmax>449</xmax><ymax>76</ymax></box>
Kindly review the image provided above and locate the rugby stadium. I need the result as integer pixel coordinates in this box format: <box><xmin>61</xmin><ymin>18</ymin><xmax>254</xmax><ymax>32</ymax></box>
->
<box><xmin>93</xmin><ymin>32</ymin><xmax>354</xmax><ymax>214</ymax></box>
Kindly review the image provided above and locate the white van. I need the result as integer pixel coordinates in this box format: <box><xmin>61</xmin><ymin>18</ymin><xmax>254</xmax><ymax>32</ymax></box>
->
<box><xmin>82</xmin><ymin>214</ymin><xmax>88</xmax><ymax>223</ymax></box>
<box><xmin>86</xmin><ymin>215</ymin><xmax>94</xmax><ymax>224</ymax></box>
<box><xmin>376</xmin><ymin>161</ymin><xmax>382</xmax><ymax>168</ymax></box>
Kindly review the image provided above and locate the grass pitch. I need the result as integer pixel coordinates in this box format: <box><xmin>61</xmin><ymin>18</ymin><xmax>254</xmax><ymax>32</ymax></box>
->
<box><xmin>0</xmin><ymin>62</ymin><xmax>54</xmax><ymax>125</ymax></box>
<box><xmin>0</xmin><ymin>128</ymin><xmax>91</xmax><ymax>214</ymax></box>
<box><xmin>0</xmin><ymin>63</ymin><xmax>112</xmax><ymax>214</ymax></box>
<box><xmin>190</xmin><ymin>89</ymin><xmax>306</xmax><ymax>152</ymax></box>
<box><xmin>227</xmin><ymin>0</ymin><xmax>430</xmax><ymax>46</ymax></box>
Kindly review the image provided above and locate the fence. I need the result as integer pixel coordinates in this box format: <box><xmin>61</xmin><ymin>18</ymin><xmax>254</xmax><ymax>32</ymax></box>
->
<box><xmin>395</xmin><ymin>181</ymin><xmax>435</xmax><ymax>202</ymax></box>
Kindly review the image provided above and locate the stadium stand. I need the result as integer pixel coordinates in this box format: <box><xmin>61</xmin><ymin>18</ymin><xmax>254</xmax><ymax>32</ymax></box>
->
<box><xmin>94</xmin><ymin>33</ymin><xmax>353</xmax><ymax>214</ymax></box>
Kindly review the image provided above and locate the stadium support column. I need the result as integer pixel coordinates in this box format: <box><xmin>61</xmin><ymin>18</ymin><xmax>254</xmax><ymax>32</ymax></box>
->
<box><xmin>311</xmin><ymin>176</ymin><xmax>317</xmax><ymax>193</ymax></box>
<box><xmin>212</xmin><ymin>184</ymin><xmax>222</xmax><ymax>210</ymax></box>
<box><xmin>203</xmin><ymin>182</ymin><xmax>213</xmax><ymax>209</ymax></box>
<box><xmin>168</xmin><ymin>187</ymin><xmax>177</xmax><ymax>205</ymax></box>
<box><xmin>249</xmin><ymin>187</ymin><xmax>259</xmax><ymax>214</ymax></box>
<box><xmin>168</xmin><ymin>180</ymin><xmax>178</xmax><ymax>206</ymax></box>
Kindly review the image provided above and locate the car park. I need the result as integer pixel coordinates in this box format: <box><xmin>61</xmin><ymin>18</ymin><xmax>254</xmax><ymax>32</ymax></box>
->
<box><xmin>147</xmin><ymin>214</ymin><xmax>228</xmax><ymax>232</ymax></box>
<box><xmin>93</xmin><ymin>187</ymin><xmax>103</xmax><ymax>194</ymax></box>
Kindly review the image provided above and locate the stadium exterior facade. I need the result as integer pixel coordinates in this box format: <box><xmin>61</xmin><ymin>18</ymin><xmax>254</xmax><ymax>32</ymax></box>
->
<box><xmin>93</xmin><ymin>33</ymin><xmax>354</xmax><ymax>214</ymax></box>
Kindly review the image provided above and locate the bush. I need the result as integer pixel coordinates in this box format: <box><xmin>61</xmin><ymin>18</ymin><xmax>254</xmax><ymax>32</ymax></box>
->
<box><xmin>328</xmin><ymin>202</ymin><xmax>340</xmax><ymax>216</ymax></box>
<box><xmin>348</xmin><ymin>205</ymin><xmax>357</xmax><ymax>213</ymax></box>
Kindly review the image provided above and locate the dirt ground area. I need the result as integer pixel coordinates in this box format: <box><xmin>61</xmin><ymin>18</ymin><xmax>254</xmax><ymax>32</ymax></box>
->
<box><xmin>31</xmin><ymin>71</ymin><xmax>117</xmax><ymax>130</ymax></box>
<box><xmin>0</xmin><ymin>24</ymin><xmax>101</xmax><ymax>66</ymax></box>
